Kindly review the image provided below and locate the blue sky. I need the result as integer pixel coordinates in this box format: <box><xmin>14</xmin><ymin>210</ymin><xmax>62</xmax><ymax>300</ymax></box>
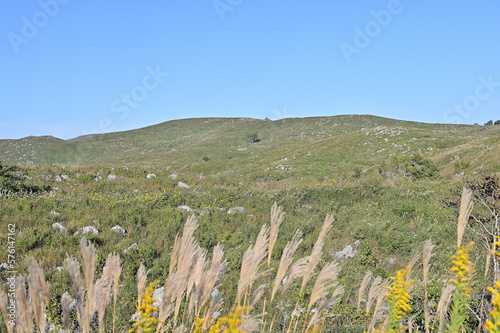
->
<box><xmin>1</xmin><ymin>1</ymin><xmax>499</xmax><ymax>139</ymax></box>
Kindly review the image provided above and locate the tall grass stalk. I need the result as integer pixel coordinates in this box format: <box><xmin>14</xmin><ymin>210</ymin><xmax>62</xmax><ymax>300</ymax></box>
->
<box><xmin>302</xmin><ymin>262</ymin><xmax>341</xmax><ymax>333</ymax></box>
<box><xmin>457</xmin><ymin>187</ymin><xmax>473</xmax><ymax>247</ymax></box>
<box><xmin>61</xmin><ymin>292</ymin><xmax>74</xmax><ymax>333</ymax></box>
<box><xmin>358</xmin><ymin>271</ymin><xmax>372</xmax><ymax>310</ymax></box>
<box><xmin>0</xmin><ymin>290</ymin><xmax>14</xmax><ymax>333</ymax></box>
<box><xmin>262</xmin><ymin>203</ymin><xmax>284</xmax><ymax>331</ymax></box>
<box><xmin>366</xmin><ymin>276</ymin><xmax>383</xmax><ymax>314</ymax></box>
<box><xmin>287</xmin><ymin>215</ymin><xmax>333</xmax><ymax>333</ymax></box>
<box><xmin>27</xmin><ymin>258</ymin><xmax>50</xmax><ymax>333</ymax></box>
<box><xmin>107</xmin><ymin>253</ymin><xmax>122</xmax><ymax>333</ymax></box>
<box><xmin>422</xmin><ymin>239</ymin><xmax>434</xmax><ymax>333</ymax></box>
<box><xmin>15</xmin><ymin>274</ymin><xmax>33</xmax><ymax>333</ymax></box>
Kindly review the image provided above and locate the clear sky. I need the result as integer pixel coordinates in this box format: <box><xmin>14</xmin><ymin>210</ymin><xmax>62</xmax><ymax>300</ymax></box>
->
<box><xmin>1</xmin><ymin>1</ymin><xmax>499</xmax><ymax>139</ymax></box>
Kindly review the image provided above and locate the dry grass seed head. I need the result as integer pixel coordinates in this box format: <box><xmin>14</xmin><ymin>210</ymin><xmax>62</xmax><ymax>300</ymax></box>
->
<box><xmin>173</xmin><ymin>242</ymin><xmax>201</xmax><ymax>327</ymax></box>
<box><xmin>457</xmin><ymin>187</ymin><xmax>473</xmax><ymax>247</ymax></box>
<box><xmin>65</xmin><ymin>257</ymin><xmax>86</xmax><ymax>328</ymax></box>
<box><xmin>301</xmin><ymin>215</ymin><xmax>333</xmax><ymax>292</ymax></box>
<box><xmin>137</xmin><ymin>263</ymin><xmax>148</xmax><ymax>307</ymax></box>
<box><xmin>158</xmin><ymin>272</ymin><xmax>182</xmax><ymax>325</ymax></box>
<box><xmin>27</xmin><ymin>259</ymin><xmax>50</xmax><ymax>307</ymax></box>
<box><xmin>95</xmin><ymin>259</ymin><xmax>114</xmax><ymax>333</ymax></box>
<box><xmin>0</xmin><ymin>289</ymin><xmax>14</xmax><ymax>333</ymax></box>
<box><xmin>436</xmin><ymin>282</ymin><xmax>455</xmax><ymax>333</ymax></box>
<box><xmin>94</xmin><ymin>275</ymin><xmax>112</xmax><ymax>333</ymax></box>
<box><xmin>15</xmin><ymin>274</ymin><xmax>33</xmax><ymax>333</ymax></box>
<box><xmin>186</xmin><ymin>250</ymin><xmax>202</xmax><ymax>301</ymax></box>
<box><xmin>169</xmin><ymin>234</ymin><xmax>181</xmax><ymax>276</ymax></box>
<box><xmin>249</xmin><ymin>284</ymin><xmax>267</xmax><ymax>307</ymax></box>
<box><xmin>80</xmin><ymin>237</ymin><xmax>97</xmax><ymax>301</ymax></box>
<box><xmin>306</xmin><ymin>286</ymin><xmax>344</xmax><ymax>331</ymax></box>
<box><xmin>282</xmin><ymin>256</ymin><xmax>309</xmax><ymax>296</ymax></box>
<box><xmin>406</xmin><ymin>251</ymin><xmax>420</xmax><ymax>278</ymax></box>
<box><xmin>237</xmin><ymin>224</ymin><xmax>271</xmax><ymax>304</ymax></box>
<box><xmin>239</xmin><ymin>314</ymin><xmax>262</xmax><ymax>333</ymax></box>
<box><xmin>309</xmin><ymin>262</ymin><xmax>340</xmax><ymax>310</ymax></box>
<box><xmin>177</xmin><ymin>214</ymin><xmax>198</xmax><ymax>267</ymax></box>
<box><xmin>268</xmin><ymin>202</ymin><xmax>285</xmax><ymax>267</ymax></box>
<box><xmin>201</xmin><ymin>244</ymin><xmax>228</xmax><ymax>307</ymax></box>
<box><xmin>61</xmin><ymin>292</ymin><xmax>75</xmax><ymax>332</ymax></box>
<box><xmin>106</xmin><ymin>253</ymin><xmax>122</xmax><ymax>300</ymax></box>
<box><xmin>79</xmin><ymin>237</ymin><xmax>98</xmax><ymax>333</ymax></box>
<box><xmin>27</xmin><ymin>259</ymin><xmax>49</xmax><ymax>333</ymax></box>
<box><xmin>368</xmin><ymin>288</ymin><xmax>388</xmax><ymax>333</ymax></box>
<box><xmin>366</xmin><ymin>276</ymin><xmax>383</xmax><ymax>314</ymax></box>
<box><xmin>271</xmin><ymin>230</ymin><xmax>303</xmax><ymax>302</ymax></box>
<box><xmin>485</xmin><ymin>247</ymin><xmax>491</xmax><ymax>279</ymax></box>
<box><xmin>423</xmin><ymin>239</ymin><xmax>434</xmax><ymax>285</ymax></box>
<box><xmin>358</xmin><ymin>270</ymin><xmax>372</xmax><ymax>310</ymax></box>
<box><xmin>188</xmin><ymin>249</ymin><xmax>209</xmax><ymax>316</ymax></box>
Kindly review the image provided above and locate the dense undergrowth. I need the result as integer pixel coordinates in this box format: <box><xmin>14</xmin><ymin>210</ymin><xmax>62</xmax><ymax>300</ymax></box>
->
<box><xmin>0</xmin><ymin>161</ymin><xmax>499</xmax><ymax>332</ymax></box>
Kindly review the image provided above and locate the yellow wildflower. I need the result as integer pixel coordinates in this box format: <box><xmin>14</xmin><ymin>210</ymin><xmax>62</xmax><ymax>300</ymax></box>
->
<box><xmin>486</xmin><ymin>236</ymin><xmax>500</xmax><ymax>333</ymax></box>
<box><xmin>195</xmin><ymin>306</ymin><xmax>251</xmax><ymax>333</ymax></box>
<box><xmin>384</xmin><ymin>267</ymin><xmax>414</xmax><ymax>332</ymax></box>
<box><xmin>449</xmin><ymin>242</ymin><xmax>475</xmax><ymax>293</ymax></box>
<box><xmin>485</xmin><ymin>280</ymin><xmax>500</xmax><ymax>333</ymax></box>
<box><xmin>129</xmin><ymin>280</ymin><xmax>160</xmax><ymax>333</ymax></box>
<box><xmin>448</xmin><ymin>242</ymin><xmax>475</xmax><ymax>333</ymax></box>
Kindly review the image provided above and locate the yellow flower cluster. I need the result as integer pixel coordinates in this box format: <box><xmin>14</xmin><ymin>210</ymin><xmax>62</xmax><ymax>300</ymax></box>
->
<box><xmin>449</xmin><ymin>242</ymin><xmax>475</xmax><ymax>291</ymax></box>
<box><xmin>129</xmin><ymin>281</ymin><xmax>160</xmax><ymax>333</ymax></box>
<box><xmin>486</xmin><ymin>280</ymin><xmax>500</xmax><ymax>333</ymax></box>
<box><xmin>194</xmin><ymin>306</ymin><xmax>250</xmax><ymax>333</ymax></box>
<box><xmin>446</xmin><ymin>242</ymin><xmax>475</xmax><ymax>333</ymax></box>
<box><xmin>485</xmin><ymin>237</ymin><xmax>500</xmax><ymax>333</ymax></box>
<box><xmin>492</xmin><ymin>236</ymin><xmax>500</xmax><ymax>259</ymax></box>
<box><xmin>384</xmin><ymin>267</ymin><xmax>414</xmax><ymax>331</ymax></box>
<box><xmin>91</xmin><ymin>191</ymin><xmax>164</xmax><ymax>207</ymax></box>
<box><xmin>199</xmin><ymin>197</ymin><xmax>235</xmax><ymax>210</ymax></box>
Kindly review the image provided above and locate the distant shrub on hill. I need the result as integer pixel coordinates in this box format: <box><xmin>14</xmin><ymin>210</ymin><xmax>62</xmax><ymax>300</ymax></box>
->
<box><xmin>0</xmin><ymin>161</ymin><xmax>47</xmax><ymax>194</ymax></box>
<box><xmin>379</xmin><ymin>154</ymin><xmax>439</xmax><ymax>180</ymax></box>
<box><xmin>0</xmin><ymin>161</ymin><xmax>23</xmax><ymax>193</ymax></box>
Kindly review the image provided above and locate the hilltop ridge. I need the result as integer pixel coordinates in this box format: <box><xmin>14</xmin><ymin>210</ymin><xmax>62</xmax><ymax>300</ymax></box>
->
<box><xmin>1</xmin><ymin>115</ymin><xmax>498</xmax><ymax>184</ymax></box>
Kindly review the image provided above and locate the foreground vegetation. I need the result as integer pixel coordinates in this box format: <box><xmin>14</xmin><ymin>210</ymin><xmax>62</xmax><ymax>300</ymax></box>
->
<box><xmin>1</xmin><ymin>181</ymin><xmax>499</xmax><ymax>332</ymax></box>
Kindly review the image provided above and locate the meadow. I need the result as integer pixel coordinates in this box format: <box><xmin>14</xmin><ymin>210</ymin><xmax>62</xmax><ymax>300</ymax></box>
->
<box><xmin>0</xmin><ymin>115</ymin><xmax>499</xmax><ymax>332</ymax></box>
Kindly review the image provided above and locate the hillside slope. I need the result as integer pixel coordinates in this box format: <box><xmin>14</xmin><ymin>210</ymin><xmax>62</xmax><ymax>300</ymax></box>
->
<box><xmin>1</xmin><ymin>115</ymin><xmax>499</xmax><ymax>182</ymax></box>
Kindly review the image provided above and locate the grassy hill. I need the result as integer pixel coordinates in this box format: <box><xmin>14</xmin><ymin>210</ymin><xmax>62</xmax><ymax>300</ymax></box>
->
<box><xmin>1</xmin><ymin>115</ymin><xmax>499</xmax><ymax>184</ymax></box>
<box><xmin>1</xmin><ymin>115</ymin><xmax>499</xmax><ymax>332</ymax></box>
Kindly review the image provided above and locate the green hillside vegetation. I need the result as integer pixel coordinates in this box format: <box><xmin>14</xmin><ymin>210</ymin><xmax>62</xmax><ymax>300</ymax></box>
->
<box><xmin>0</xmin><ymin>115</ymin><xmax>499</xmax><ymax>332</ymax></box>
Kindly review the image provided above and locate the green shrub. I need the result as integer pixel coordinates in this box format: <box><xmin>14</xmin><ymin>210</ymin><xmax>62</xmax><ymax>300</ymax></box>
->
<box><xmin>380</xmin><ymin>153</ymin><xmax>439</xmax><ymax>180</ymax></box>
